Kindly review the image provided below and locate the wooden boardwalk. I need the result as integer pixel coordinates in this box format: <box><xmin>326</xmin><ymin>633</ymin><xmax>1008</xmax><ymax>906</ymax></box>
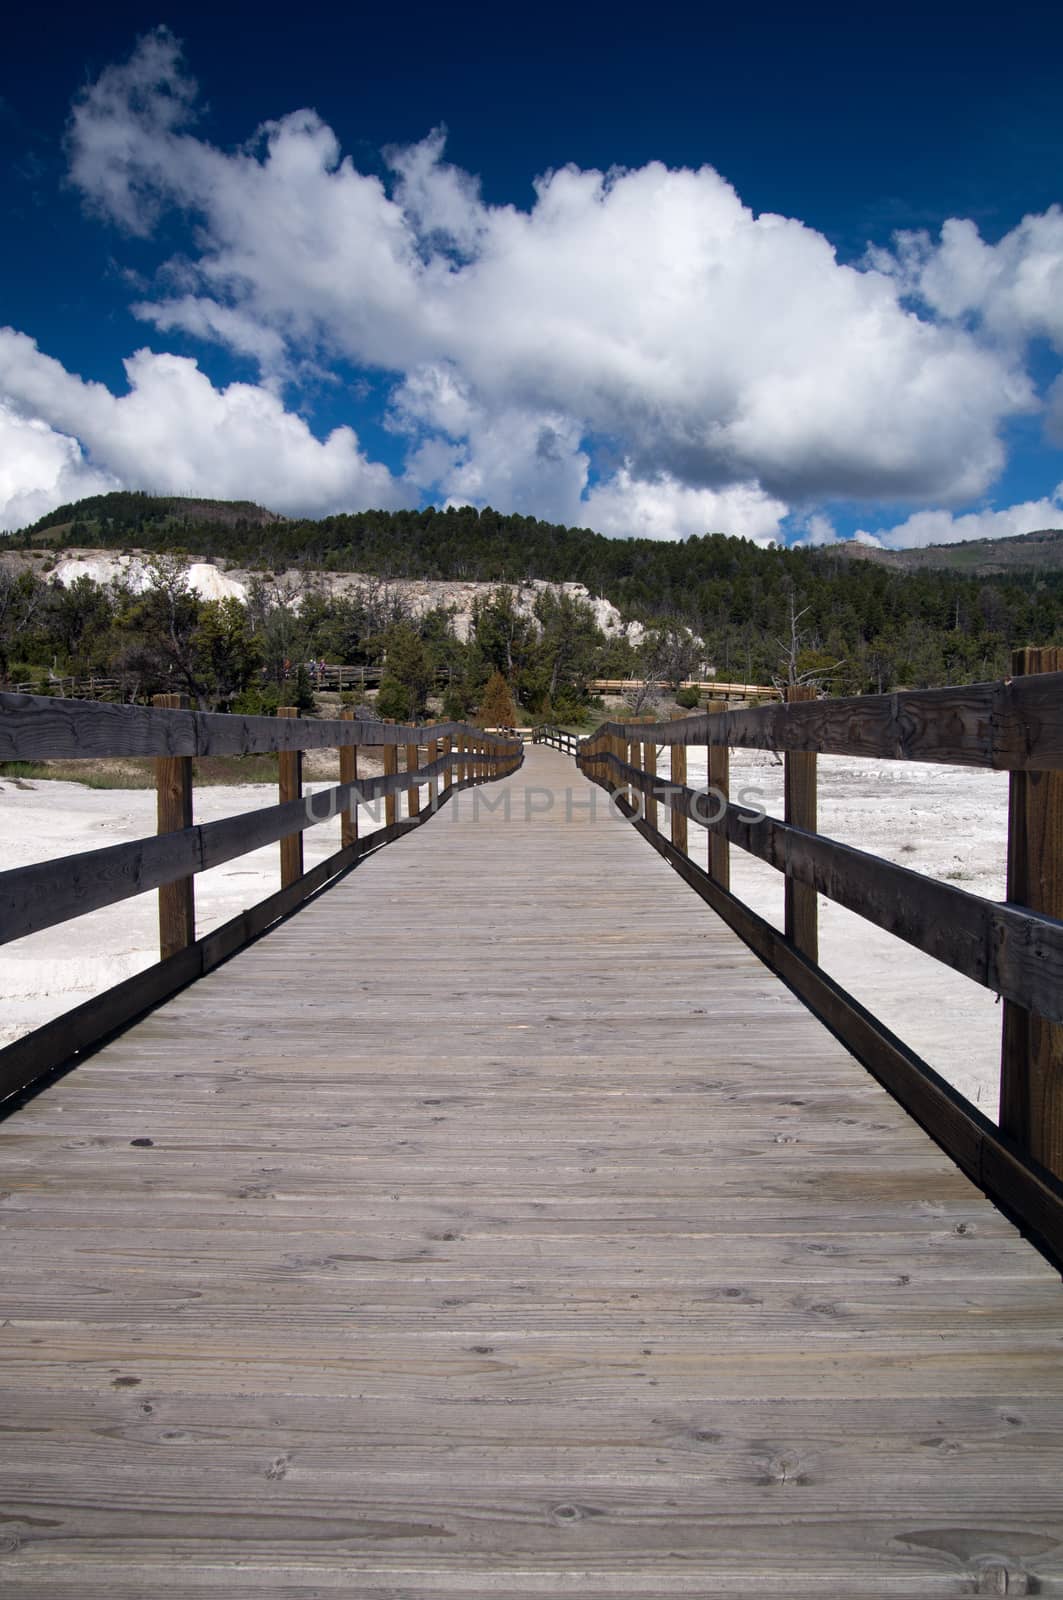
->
<box><xmin>2</xmin><ymin>745</ymin><xmax>1062</xmax><ymax>1596</ymax></box>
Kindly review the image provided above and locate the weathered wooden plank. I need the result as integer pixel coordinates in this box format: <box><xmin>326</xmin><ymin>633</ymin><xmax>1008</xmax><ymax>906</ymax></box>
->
<box><xmin>0</xmin><ymin>798</ymin><xmax>464</xmax><ymax>1106</ymax></box>
<box><xmin>405</xmin><ymin>740</ymin><xmax>421</xmax><ymax>819</ymax></box>
<box><xmin>1001</xmin><ymin>646</ymin><xmax>1063</xmax><ymax>1182</ymax></box>
<box><xmin>642</xmin><ymin>732</ymin><xmax>658</xmax><ymax>834</ymax></box>
<box><xmin>593</xmin><ymin>670</ymin><xmax>1063</xmax><ymax>770</ymax></box>
<box><xmin>705</xmin><ymin>699</ymin><xmax>730</xmax><ymax>891</ymax></box>
<box><xmin>152</xmin><ymin>691</ymin><xmax>196</xmax><ymax>960</ymax></box>
<box><xmin>338</xmin><ymin>709</ymin><xmax>358</xmax><ymax>850</ymax></box>
<box><xmin>0</xmin><ymin>692</ymin><xmax>515</xmax><ymax>761</ymax></box>
<box><xmin>784</xmin><ymin>685</ymin><xmax>818</xmax><ymax>961</ymax></box>
<box><xmin>608</xmin><ymin>785</ymin><xmax>1063</xmax><ymax>1268</ymax></box>
<box><xmin>383</xmin><ymin>739</ymin><xmax>398</xmax><ymax>827</ymax></box>
<box><xmin>0</xmin><ymin>754</ymin><xmax>490</xmax><ymax>947</ymax></box>
<box><xmin>596</xmin><ymin>748</ymin><xmax>1063</xmax><ymax>1023</ymax></box>
<box><xmin>670</xmin><ymin>742</ymin><xmax>687</xmax><ymax>853</ymax></box>
<box><xmin>277</xmin><ymin>705</ymin><xmax>304</xmax><ymax>888</ymax></box>
<box><xmin>2</xmin><ymin>746</ymin><xmax>1062</xmax><ymax>1595</ymax></box>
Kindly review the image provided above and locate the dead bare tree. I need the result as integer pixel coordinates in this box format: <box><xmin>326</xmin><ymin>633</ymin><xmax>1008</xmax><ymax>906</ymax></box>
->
<box><xmin>770</xmin><ymin>590</ymin><xmax>844</xmax><ymax>693</ymax></box>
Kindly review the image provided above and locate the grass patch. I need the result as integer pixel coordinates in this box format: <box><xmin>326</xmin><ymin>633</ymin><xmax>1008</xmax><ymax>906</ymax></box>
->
<box><xmin>0</xmin><ymin>754</ymin><xmax>288</xmax><ymax>789</ymax></box>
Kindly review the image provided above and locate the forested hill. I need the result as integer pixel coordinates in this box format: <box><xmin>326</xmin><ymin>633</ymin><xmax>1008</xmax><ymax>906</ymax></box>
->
<box><xmin>8</xmin><ymin>491</ymin><xmax>1063</xmax><ymax>689</ymax></box>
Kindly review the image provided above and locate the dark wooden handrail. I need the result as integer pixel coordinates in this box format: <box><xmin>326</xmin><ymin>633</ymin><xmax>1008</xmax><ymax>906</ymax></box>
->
<box><xmin>0</xmin><ymin>691</ymin><xmax>516</xmax><ymax>761</ymax></box>
<box><xmin>588</xmin><ymin>744</ymin><xmax>1063</xmax><ymax>1023</ymax></box>
<box><xmin>0</xmin><ymin>752</ymin><xmax>484</xmax><ymax>946</ymax></box>
<box><xmin>593</xmin><ymin>671</ymin><xmax>1063</xmax><ymax>771</ymax></box>
<box><xmin>0</xmin><ymin>697</ymin><xmax>523</xmax><ymax>1105</ymax></box>
<box><xmin>574</xmin><ymin>658</ymin><xmax>1063</xmax><ymax>1262</ymax></box>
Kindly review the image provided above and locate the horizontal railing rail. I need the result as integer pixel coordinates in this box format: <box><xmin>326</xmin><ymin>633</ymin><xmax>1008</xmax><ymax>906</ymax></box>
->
<box><xmin>588</xmin><ymin>670</ymin><xmax>1063</xmax><ymax>771</ymax></box>
<box><xmin>590</xmin><ymin>678</ymin><xmax>778</xmax><ymax>700</ymax></box>
<box><xmin>573</xmin><ymin>654</ymin><xmax>1063</xmax><ymax>1265</ymax></box>
<box><xmin>0</xmin><ymin>753</ymin><xmax>463</xmax><ymax>946</ymax></box>
<box><xmin>1</xmin><ymin>674</ymin><xmax>123</xmax><ymax>700</ymax></box>
<box><xmin>0</xmin><ymin>691</ymin><xmax>510</xmax><ymax>760</ymax></box>
<box><xmin>590</xmin><ymin>745</ymin><xmax>1063</xmax><ymax>1022</ymax></box>
<box><xmin>532</xmin><ymin>724</ymin><xmax>582</xmax><ymax>756</ymax></box>
<box><xmin>0</xmin><ymin>694</ymin><xmax>523</xmax><ymax>1106</ymax></box>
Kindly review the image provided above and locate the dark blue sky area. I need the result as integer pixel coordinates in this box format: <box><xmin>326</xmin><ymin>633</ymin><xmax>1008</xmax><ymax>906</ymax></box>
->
<box><xmin>2</xmin><ymin>0</ymin><xmax>1062</xmax><ymax>541</ymax></box>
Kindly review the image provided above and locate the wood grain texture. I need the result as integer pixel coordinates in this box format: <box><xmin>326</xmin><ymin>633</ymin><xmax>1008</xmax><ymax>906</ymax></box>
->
<box><xmin>594</xmin><ymin>748</ymin><xmax>1063</xmax><ymax>1024</ymax></box>
<box><xmin>1001</xmin><ymin>647</ymin><xmax>1063</xmax><ymax>1180</ymax></box>
<box><xmin>784</xmin><ymin>685</ymin><xmax>818</xmax><ymax>963</ymax></box>
<box><xmin>0</xmin><ymin>759</ymin><xmax>470</xmax><ymax>947</ymax></box>
<box><xmin>277</xmin><ymin>706</ymin><xmax>304</xmax><ymax>888</ymax></box>
<box><xmin>670</xmin><ymin>741</ymin><xmax>687</xmax><ymax>854</ymax></box>
<box><xmin>0</xmin><ymin>693</ymin><xmax>514</xmax><ymax>761</ymax></box>
<box><xmin>593</xmin><ymin>670</ymin><xmax>1063</xmax><ymax>770</ymax></box>
<box><xmin>152</xmin><ymin>692</ymin><xmax>195</xmax><ymax>961</ymax></box>
<box><xmin>0</xmin><ymin>805</ymin><xmax>454</xmax><ymax>1105</ymax></box>
<box><xmin>642</xmin><ymin>733</ymin><xmax>658</xmax><ymax>834</ymax></box>
<box><xmin>1</xmin><ymin>747</ymin><xmax>1062</xmax><ymax>1595</ymax></box>
<box><xmin>338</xmin><ymin>712</ymin><xmax>358</xmax><ymax>851</ymax></box>
<box><xmin>705</xmin><ymin>700</ymin><xmax>730</xmax><ymax>892</ymax></box>
<box><xmin>610</xmin><ymin>787</ymin><xmax>1063</xmax><ymax>1270</ymax></box>
<box><xmin>405</xmin><ymin>742</ymin><xmax>421</xmax><ymax>819</ymax></box>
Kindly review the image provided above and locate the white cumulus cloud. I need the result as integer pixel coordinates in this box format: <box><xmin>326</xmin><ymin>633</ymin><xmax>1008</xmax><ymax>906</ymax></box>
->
<box><xmin>0</xmin><ymin>330</ymin><xmax>413</xmax><ymax>525</ymax></box>
<box><xmin>0</xmin><ymin>401</ymin><xmax>118</xmax><ymax>532</ymax></box>
<box><xmin>856</xmin><ymin>490</ymin><xmax>1063</xmax><ymax>550</ymax></box>
<box><xmin>874</xmin><ymin>209</ymin><xmax>1063</xmax><ymax>351</ymax></box>
<box><xmin>59</xmin><ymin>27</ymin><xmax>1040</xmax><ymax>528</ymax></box>
<box><xmin>581</xmin><ymin>468</ymin><xmax>787</xmax><ymax>544</ymax></box>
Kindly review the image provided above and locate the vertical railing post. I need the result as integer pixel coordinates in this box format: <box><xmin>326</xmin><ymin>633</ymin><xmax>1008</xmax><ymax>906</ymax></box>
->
<box><xmin>278</xmin><ymin>705</ymin><xmax>303</xmax><ymax>888</ymax></box>
<box><xmin>339</xmin><ymin>708</ymin><xmax>358</xmax><ymax>851</ymax></box>
<box><xmin>784</xmin><ymin>684</ymin><xmax>818</xmax><ymax>962</ymax></box>
<box><xmin>152</xmin><ymin>692</ymin><xmax>195</xmax><ymax>959</ymax></box>
<box><xmin>1001</xmin><ymin>646</ymin><xmax>1063</xmax><ymax>1179</ymax></box>
<box><xmin>426</xmin><ymin>725</ymin><xmax>439</xmax><ymax>811</ymax></box>
<box><xmin>670</xmin><ymin>739</ymin><xmax>688</xmax><ymax>854</ymax></box>
<box><xmin>405</xmin><ymin>736</ymin><xmax>421</xmax><ymax>819</ymax></box>
<box><xmin>624</xmin><ymin>732</ymin><xmax>637</xmax><ymax>814</ymax></box>
<box><xmin>383</xmin><ymin>727</ymin><xmax>398</xmax><ymax>827</ymax></box>
<box><xmin>643</xmin><ymin>724</ymin><xmax>658</xmax><ymax>832</ymax></box>
<box><xmin>442</xmin><ymin>733</ymin><xmax>453</xmax><ymax>793</ymax></box>
<box><xmin>706</xmin><ymin>697</ymin><xmax>730</xmax><ymax>891</ymax></box>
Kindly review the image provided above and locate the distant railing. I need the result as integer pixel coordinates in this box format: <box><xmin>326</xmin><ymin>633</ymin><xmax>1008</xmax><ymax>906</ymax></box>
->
<box><xmin>573</xmin><ymin>657</ymin><xmax>1063</xmax><ymax>1264</ymax></box>
<box><xmin>589</xmin><ymin>678</ymin><xmax>779</xmax><ymax>701</ymax></box>
<box><xmin>532</xmin><ymin>725</ymin><xmax>582</xmax><ymax>756</ymax></box>
<box><xmin>0</xmin><ymin>691</ymin><xmax>522</xmax><ymax>1105</ymax></box>
<box><xmin>2</xmin><ymin>673</ymin><xmax>123</xmax><ymax>700</ymax></box>
<box><xmin>0</xmin><ymin>664</ymin><xmax>387</xmax><ymax>702</ymax></box>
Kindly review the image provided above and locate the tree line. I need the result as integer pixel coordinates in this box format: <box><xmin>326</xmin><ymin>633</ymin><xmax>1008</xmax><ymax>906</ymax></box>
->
<box><xmin>7</xmin><ymin>491</ymin><xmax>1063</xmax><ymax>698</ymax></box>
<box><xmin>0</xmin><ymin>554</ymin><xmax>648</xmax><ymax>720</ymax></box>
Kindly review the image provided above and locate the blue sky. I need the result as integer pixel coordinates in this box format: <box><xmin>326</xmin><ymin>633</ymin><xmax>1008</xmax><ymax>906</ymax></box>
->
<box><xmin>2</xmin><ymin>0</ymin><xmax>1063</xmax><ymax>546</ymax></box>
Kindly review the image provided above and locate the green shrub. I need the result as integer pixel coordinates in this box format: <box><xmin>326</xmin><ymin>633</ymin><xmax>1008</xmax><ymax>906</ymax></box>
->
<box><xmin>375</xmin><ymin>675</ymin><xmax>412</xmax><ymax>721</ymax></box>
<box><xmin>442</xmin><ymin>685</ymin><xmax>471</xmax><ymax>720</ymax></box>
<box><xmin>675</xmin><ymin>686</ymin><xmax>701</xmax><ymax>709</ymax></box>
<box><xmin>231</xmin><ymin>681</ymin><xmax>283</xmax><ymax>716</ymax></box>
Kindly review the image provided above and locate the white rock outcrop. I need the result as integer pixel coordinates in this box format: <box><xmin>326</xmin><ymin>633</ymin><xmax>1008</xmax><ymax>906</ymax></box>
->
<box><xmin>37</xmin><ymin>551</ymin><xmax>646</xmax><ymax>646</ymax></box>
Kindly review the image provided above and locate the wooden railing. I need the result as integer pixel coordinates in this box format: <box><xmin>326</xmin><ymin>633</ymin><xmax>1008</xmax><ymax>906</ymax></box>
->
<box><xmin>576</xmin><ymin>657</ymin><xmax>1063</xmax><ymax>1264</ymax></box>
<box><xmin>1</xmin><ymin>673</ymin><xmax>123</xmax><ymax>700</ymax></box>
<box><xmin>589</xmin><ymin>678</ymin><xmax>779</xmax><ymax>701</ymax></box>
<box><xmin>532</xmin><ymin>724</ymin><xmax>582</xmax><ymax>756</ymax></box>
<box><xmin>0</xmin><ymin>691</ymin><xmax>522</xmax><ymax>1105</ymax></box>
<box><xmin>1</xmin><ymin>665</ymin><xmax>385</xmax><ymax>702</ymax></box>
